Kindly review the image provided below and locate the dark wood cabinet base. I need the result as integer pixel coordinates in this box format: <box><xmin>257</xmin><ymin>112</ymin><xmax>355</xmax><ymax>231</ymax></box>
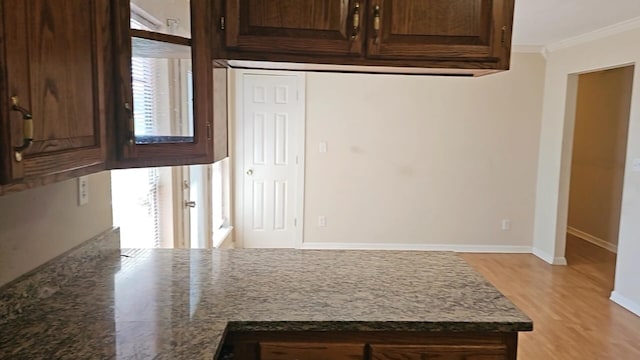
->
<box><xmin>219</xmin><ymin>331</ymin><xmax>518</xmax><ymax>360</ymax></box>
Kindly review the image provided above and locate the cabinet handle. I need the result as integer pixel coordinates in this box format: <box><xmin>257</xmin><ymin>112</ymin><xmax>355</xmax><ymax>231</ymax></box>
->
<box><xmin>124</xmin><ymin>102</ymin><xmax>135</xmax><ymax>146</ymax></box>
<box><xmin>501</xmin><ymin>26</ymin><xmax>507</xmax><ymax>46</ymax></box>
<box><xmin>373</xmin><ymin>5</ymin><xmax>381</xmax><ymax>43</ymax></box>
<box><xmin>351</xmin><ymin>2</ymin><xmax>361</xmax><ymax>39</ymax></box>
<box><xmin>10</xmin><ymin>96</ymin><xmax>33</xmax><ymax>162</ymax></box>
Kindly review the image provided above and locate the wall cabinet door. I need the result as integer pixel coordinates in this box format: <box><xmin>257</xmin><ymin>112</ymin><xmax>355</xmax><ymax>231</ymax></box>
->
<box><xmin>111</xmin><ymin>0</ymin><xmax>223</xmax><ymax>168</ymax></box>
<box><xmin>224</xmin><ymin>0</ymin><xmax>364</xmax><ymax>56</ymax></box>
<box><xmin>366</xmin><ymin>0</ymin><xmax>513</xmax><ymax>65</ymax></box>
<box><xmin>215</xmin><ymin>0</ymin><xmax>515</xmax><ymax>73</ymax></box>
<box><xmin>0</xmin><ymin>0</ymin><xmax>110</xmax><ymax>184</ymax></box>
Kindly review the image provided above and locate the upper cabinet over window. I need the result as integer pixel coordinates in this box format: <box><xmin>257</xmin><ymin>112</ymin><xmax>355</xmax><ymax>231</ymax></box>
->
<box><xmin>214</xmin><ymin>0</ymin><xmax>515</xmax><ymax>75</ymax></box>
<box><xmin>112</xmin><ymin>0</ymin><xmax>219</xmax><ymax>168</ymax></box>
<box><xmin>0</xmin><ymin>0</ymin><xmax>111</xmax><ymax>184</ymax></box>
<box><xmin>1</xmin><ymin>0</ymin><xmax>229</xmax><ymax>195</ymax></box>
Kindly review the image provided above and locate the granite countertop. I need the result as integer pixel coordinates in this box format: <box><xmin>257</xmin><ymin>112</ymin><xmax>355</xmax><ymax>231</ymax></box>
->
<box><xmin>0</xmin><ymin>236</ymin><xmax>532</xmax><ymax>359</ymax></box>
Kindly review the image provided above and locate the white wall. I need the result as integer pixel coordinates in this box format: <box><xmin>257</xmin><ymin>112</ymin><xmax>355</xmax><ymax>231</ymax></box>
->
<box><xmin>132</xmin><ymin>0</ymin><xmax>190</xmax><ymax>37</ymax></box>
<box><xmin>0</xmin><ymin>172</ymin><xmax>113</xmax><ymax>286</ymax></box>
<box><xmin>303</xmin><ymin>53</ymin><xmax>546</xmax><ymax>250</ymax></box>
<box><xmin>533</xmin><ymin>27</ymin><xmax>640</xmax><ymax>315</ymax></box>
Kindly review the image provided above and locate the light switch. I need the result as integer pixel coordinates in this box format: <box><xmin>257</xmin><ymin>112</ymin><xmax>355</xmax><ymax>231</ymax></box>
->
<box><xmin>319</xmin><ymin>142</ymin><xmax>328</xmax><ymax>153</ymax></box>
<box><xmin>501</xmin><ymin>219</ymin><xmax>511</xmax><ymax>231</ymax></box>
<box><xmin>633</xmin><ymin>158</ymin><xmax>640</xmax><ymax>173</ymax></box>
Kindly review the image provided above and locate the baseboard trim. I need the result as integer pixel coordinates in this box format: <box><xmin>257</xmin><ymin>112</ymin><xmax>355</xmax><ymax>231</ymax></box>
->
<box><xmin>567</xmin><ymin>226</ymin><xmax>617</xmax><ymax>253</ymax></box>
<box><xmin>610</xmin><ymin>291</ymin><xmax>640</xmax><ymax>317</ymax></box>
<box><xmin>301</xmin><ymin>242</ymin><xmax>532</xmax><ymax>253</ymax></box>
<box><xmin>532</xmin><ymin>247</ymin><xmax>568</xmax><ymax>265</ymax></box>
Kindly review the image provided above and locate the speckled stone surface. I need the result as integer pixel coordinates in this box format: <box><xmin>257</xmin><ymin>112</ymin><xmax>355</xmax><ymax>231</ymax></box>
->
<box><xmin>0</xmin><ymin>246</ymin><xmax>532</xmax><ymax>359</ymax></box>
<box><xmin>0</xmin><ymin>227</ymin><xmax>120</xmax><ymax>326</ymax></box>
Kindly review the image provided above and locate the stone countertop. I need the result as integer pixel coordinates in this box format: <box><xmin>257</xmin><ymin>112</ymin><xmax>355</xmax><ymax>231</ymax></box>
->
<box><xmin>0</xmin><ymin>248</ymin><xmax>532</xmax><ymax>359</ymax></box>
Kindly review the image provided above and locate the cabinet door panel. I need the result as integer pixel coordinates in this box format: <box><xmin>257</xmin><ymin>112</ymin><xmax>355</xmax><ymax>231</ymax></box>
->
<box><xmin>260</xmin><ymin>342</ymin><xmax>365</xmax><ymax>360</ymax></box>
<box><xmin>111</xmin><ymin>0</ymin><xmax>219</xmax><ymax>168</ymax></box>
<box><xmin>367</xmin><ymin>0</ymin><xmax>511</xmax><ymax>62</ymax></box>
<box><xmin>370</xmin><ymin>344</ymin><xmax>506</xmax><ymax>360</ymax></box>
<box><xmin>1</xmin><ymin>0</ymin><xmax>108</xmax><ymax>183</ymax></box>
<box><xmin>225</xmin><ymin>0</ymin><xmax>363</xmax><ymax>56</ymax></box>
<box><xmin>29</xmin><ymin>1</ymin><xmax>97</xmax><ymax>152</ymax></box>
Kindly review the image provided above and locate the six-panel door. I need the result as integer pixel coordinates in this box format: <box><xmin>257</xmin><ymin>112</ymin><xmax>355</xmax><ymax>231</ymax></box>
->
<box><xmin>225</xmin><ymin>0</ymin><xmax>365</xmax><ymax>56</ymax></box>
<box><xmin>0</xmin><ymin>0</ymin><xmax>110</xmax><ymax>183</ymax></box>
<box><xmin>366</xmin><ymin>0</ymin><xmax>512</xmax><ymax>64</ymax></box>
<box><xmin>241</xmin><ymin>73</ymin><xmax>303</xmax><ymax>249</ymax></box>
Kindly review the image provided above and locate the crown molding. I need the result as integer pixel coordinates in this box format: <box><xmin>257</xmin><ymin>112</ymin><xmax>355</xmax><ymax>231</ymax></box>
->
<box><xmin>546</xmin><ymin>16</ymin><xmax>640</xmax><ymax>53</ymax></box>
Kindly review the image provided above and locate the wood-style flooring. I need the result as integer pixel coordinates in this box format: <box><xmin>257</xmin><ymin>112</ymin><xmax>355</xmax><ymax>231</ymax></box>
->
<box><xmin>461</xmin><ymin>234</ymin><xmax>640</xmax><ymax>359</ymax></box>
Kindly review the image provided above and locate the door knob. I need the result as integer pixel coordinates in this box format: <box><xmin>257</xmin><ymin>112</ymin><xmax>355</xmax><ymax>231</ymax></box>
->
<box><xmin>246</xmin><ymin>169</ymin><xmax>254</xmax><ymax>175</ymax></box>
<box><xmin>185</xmin><ymin>200</ymin><xmax>196</xmax><ymax>208</ymax></box>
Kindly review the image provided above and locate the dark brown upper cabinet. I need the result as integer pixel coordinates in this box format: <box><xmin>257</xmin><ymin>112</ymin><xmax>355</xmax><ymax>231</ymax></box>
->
<box><xmin>225</xmin><ymin>0</ymin><xmax>364</xmax><ymax>56</ymax></box>
<box><xmin>214</xmin><ymin>0</ymin><xmax>515</xmax><ymax>75</ymax></box>
<box><xmin>0</xmin><ymin>0</ymin><xmax>229</xmax><ymax>195</ymax></box>
<box><xmin>366</xmin><ymin>0</ymin><xmax>511</xmax><ymax>67</ymax></box>
<box><xmin>0</xmin><ymin>0</ymin><xmax>111</xmax><ymax>184</ymax></box>
<box><xmin>111</xmin><ymin>0</ymin><xmax>219</xmax><ymax>168</ymax></box>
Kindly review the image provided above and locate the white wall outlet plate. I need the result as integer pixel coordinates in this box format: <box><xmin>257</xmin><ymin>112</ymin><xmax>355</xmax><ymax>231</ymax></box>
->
<box><xmin>501</xmin><ymin>219</ymin><xmax>511</xmax><ymax>231</ymax></box>
<box><xmin>78</xmin><ymin>176</ymin><xmax>89</xmax><ymax>206</ymax></box>
<box><xmin>633</xmin><ymin>158</ymin><xmax>640</xmax><ymax>173</ymax></box>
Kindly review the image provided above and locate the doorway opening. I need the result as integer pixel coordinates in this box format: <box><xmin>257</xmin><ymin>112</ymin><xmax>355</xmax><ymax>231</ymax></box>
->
<box><xmin>565</xmin><ymin>65</ymin><xmax>634</xmax><ymax>290</ymax></box>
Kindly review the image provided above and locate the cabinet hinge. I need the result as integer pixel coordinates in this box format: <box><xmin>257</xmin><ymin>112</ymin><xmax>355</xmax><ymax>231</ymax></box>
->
<box><xmin>501</xmin><ymin>26</ymin><xmax>507</xmax><ymax>45</ymax></box>
<box><xmin>220</xmin><ymin>16</ymin><xmax>225</xmax><ymax>30</ymax></box>
<box><xmin>207</xmin><ymin>123</ymin><xmax>212</xmax><ymax>140</ymax></box>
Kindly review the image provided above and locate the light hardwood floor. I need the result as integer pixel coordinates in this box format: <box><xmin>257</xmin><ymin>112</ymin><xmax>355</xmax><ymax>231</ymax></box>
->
<box><xmin>461</xmin><ymin>234</ymin><xmax>640</xmax><ymax>359</ymax></box>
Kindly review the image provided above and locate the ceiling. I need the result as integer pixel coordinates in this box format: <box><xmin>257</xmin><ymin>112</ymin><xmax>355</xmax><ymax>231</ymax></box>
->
<box><xmin>512</xmin><ymin>0</ymin><xmax>640</xmax><ymax>46</ymax></box>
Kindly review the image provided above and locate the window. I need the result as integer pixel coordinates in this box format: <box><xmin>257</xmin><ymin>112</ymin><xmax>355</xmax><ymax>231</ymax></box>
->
<box><xmin>211</xmin><ymin>158</ymin><xmax>231</xmax><ymax>247</ymax></box>
<box><xmin>113</xmin><ymin>9</ymin><xmax>230</xmax><ymax>249</ymax></box>
<box><xmin>111</xmin><ymin>15</ymin><xmax>168</xmax><ymax>248</ymax></box>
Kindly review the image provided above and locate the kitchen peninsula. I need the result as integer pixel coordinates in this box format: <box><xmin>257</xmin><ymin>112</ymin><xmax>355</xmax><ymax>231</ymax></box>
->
<box><xmin>0</xmin><ymin>231</ymin><xmax>532</xmax><ymax>359</ymax></box>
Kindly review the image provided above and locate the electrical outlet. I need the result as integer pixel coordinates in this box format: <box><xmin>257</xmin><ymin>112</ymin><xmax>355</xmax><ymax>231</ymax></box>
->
<box><xmin>501</xmin><ymin>219</ymin><xmax>511</xmax><ymax>231</ymax></box>
<box><xmin>78</xmin><ymin>176</ymin><xmax>89</xmax><ymax>206</ymax></box>
<box><xmin>318</xmin><ymin>216</ymin><xmax>327</xmax><ymax>227</ymax></box>
<box><xmin>633</xmin><ymin>158</ymin><xmax>640</xmax><ymax>172</ymax></box>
